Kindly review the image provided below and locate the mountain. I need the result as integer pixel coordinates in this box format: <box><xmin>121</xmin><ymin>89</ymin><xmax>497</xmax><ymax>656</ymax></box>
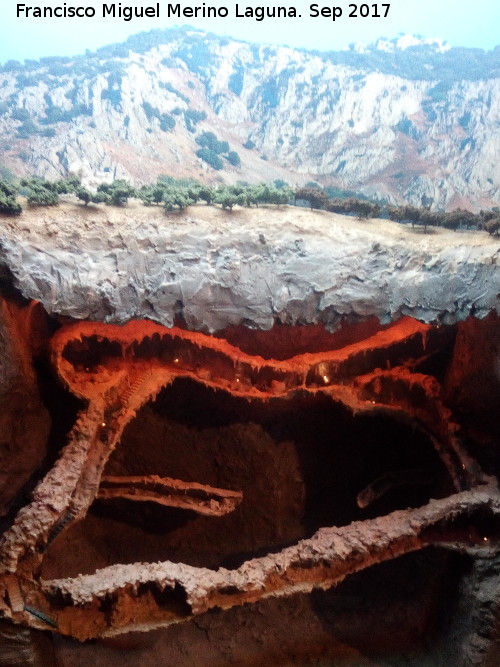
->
<box><xmin>0</xmin><ymin>27</ymin><xmax>499</xmax><ymax>210</ymax></box>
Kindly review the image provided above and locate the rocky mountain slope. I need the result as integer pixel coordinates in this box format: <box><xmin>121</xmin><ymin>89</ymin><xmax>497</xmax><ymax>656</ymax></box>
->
<box><xmin>0</xmin><ymin>28</ymin><xmax>499</xmax><ymax>210</ymax></box>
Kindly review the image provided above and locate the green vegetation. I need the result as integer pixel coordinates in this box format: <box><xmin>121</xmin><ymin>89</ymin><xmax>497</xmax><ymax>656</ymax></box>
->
<box><xmin>195</xmin><ymin>131</ymin><xmax>229</xmax><ymax>155</ymax></box>
<box><xmin>394</xmin><ymin>118</ymin><xmax>420</xmax><ymax>140</ymax></box>
<box><xmin>101</xmin><ymin>72</ymin><xmax>123</xmax><ymax>109</ymax></box>
<box><xmin>20</xmin><ymin>178</ymin><xmax>60</xmax><ymax>206</ymax></box>
<box><xmin>196</xmin><ymin>147</ymin><xmax>224</xmax><ymax>170</ymax></box>
<box><xmin>194</xmin><ymin>131</ymin><xmax>240</xmax><ymax>170</ymax></box>
<box><xmin>295</xmin><ymin>187</ymin><xmax>329</xmax><ymax>211</ymax></box>
<box><xmin>228</xmin><ymin>67</ymin><xmax>244</xmax><ymax>96</ymax></box>
<box><xmin>214</xmin><ymin>187</ymin><xmax>245</xmax><ymax>210</ymax></box>
<box><xmin>142</xmin><ymin>102</ymin><xmax>176</xmax><ymax>132</ymax></box>
<box><xmin>158</xmin><ymin>81</ymin><xmax>190</xmax><ymax>104</ymax></box>
<box><xmin>259</xmin><ymin>79</ymin><xmax>279</xmax><ymax>108</ymax></box>
<box><xmin>17</xmin><ymin>119</ymin><xmax>40</xmax><ymax>139</ymax></box>
<box><xmin>19</xmin><ymin>176</ymin><xmax>81</xmax><ymax>206</ymax></box>
<box><xmin>0</xmin><ymin>179</ymin><xmax>22</xmax><ymax>214</ymax></box>
<box><xmin>315</xmin><ymin>43</ymin><xmax>500</xmax><ymax>82</ymax></box>
<box><xmin>485</xmin><ymin>219</ymin><xmax>500</xmax><ymax>236</ymax></box>
<box><xmin>226</xmin><ymin>151</ymin><xmax>241</xmax><ymax>167</ymax></box>
<box><xmin>173</xmin><ymin>38</ymin><xmax>212</xmax><ymax>77</ymax></box>
<box><xmin>96</xmin><ymin>180</ymin><xmax>136</xmax><ymax>206</ymax></box>
<box><xmin>184</xmin><ymin>109</ymin><xmax>206</xmax><ymax>133</ymax></box>
<box><xmin>328</xmin><ymin>198</ymin><xmax>381</xmax><ymax>219</ymax></box>
<box><xmin>1</xmin><ymin>174</ymin><xmax>499</xmax><ymax>236</ymax></box>
<box><xmin>138</xmin><ymin>178</ymin><xmax>213</xmax><ymax>211</ymax></box>
<box><xmin>42</xmin><ymin>103</ymin><xmax>92</xmax><ymax>124</ymax></box>
<box><xmin>0</xmin><ymin>164</ymin><xmax>16</xmax><ymax>182</ymax></box>
<box><xmin>386</xmin><ymin>204</ymin><xmax>485</xmax><ymax>232</ymax></box>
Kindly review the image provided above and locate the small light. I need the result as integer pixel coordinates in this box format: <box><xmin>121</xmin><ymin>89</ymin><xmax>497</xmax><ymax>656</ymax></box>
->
<box><xmin>462</xmin><ymin>464</ymin><xmax>466</xmax><ymax>470</ymax></box>
<box><xmin>323</xmin><ymin>375</ymin><xmax>329</xmax><ymax>383</ymax></box>
<box><xmin>372</xmin><ymin>401</ymin><xmax>376</xmax><ymax>404</ymax></box>
<box><xmin>483</xmin><ymin>537</ymin><xmax>489</xmax><ymax>542</ymax></box>
<box><xmin>174</xmin><ymin>358</ymin><xmax>179</xmax><ymax>364</ymax></box>
<box><xmin>101</xmin><ymin>422</ymin><xmax>106</xmax><ymax>427</ymax></box>
<box><xmin>236</xmin><ymin>378</ymin><xmax>240</xmax><ymax>383</ymax></box>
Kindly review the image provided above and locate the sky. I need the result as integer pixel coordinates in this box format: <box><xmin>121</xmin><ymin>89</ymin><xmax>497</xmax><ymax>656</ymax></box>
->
<box><xmin>0</xmin><ymin>0</ymin><xmax>499</xmax><ymax>63</ymax></box>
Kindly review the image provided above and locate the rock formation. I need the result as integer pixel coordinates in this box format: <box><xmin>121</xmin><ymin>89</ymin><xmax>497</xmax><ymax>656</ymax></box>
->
<box><xmin>0</xmin><ymin>204</ymin><xmax>499</xmax><ymax>664</ymax></box>
<box><xmin>1</xmin><ymin>203</ymin><xmax>499</xmax><ymax>330</ymax></box>
<box><xmin>1</xmin><ymin>29</ymin><xmax>499</xmax><ymax>210</ymax></box>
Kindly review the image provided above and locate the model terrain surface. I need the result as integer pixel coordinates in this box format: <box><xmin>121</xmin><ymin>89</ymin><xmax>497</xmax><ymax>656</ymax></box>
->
<box><xmin>0</xmin><ymin>26</ymin><xmax>499</xmax><ymax>667</ymax></box>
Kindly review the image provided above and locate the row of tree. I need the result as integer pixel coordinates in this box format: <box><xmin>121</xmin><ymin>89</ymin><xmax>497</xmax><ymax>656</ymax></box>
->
<box><xmin>1</xmin><ymin>176</ymin><xmax>499</xmax><ymax>235</ymax></box>
<box><xmin>295</xmin><ymin>186</ymin><xmax>500</xmax><ymax>234</ymax></box>
<box><xmin>0</xmin><ymin>176</ymin><xmax>294</xmax><ymax>212</ymax></box>
<box><xmin>385</xmin><ymin>204</ymin><xmax>490</xmax><ymax>233</ymax></box>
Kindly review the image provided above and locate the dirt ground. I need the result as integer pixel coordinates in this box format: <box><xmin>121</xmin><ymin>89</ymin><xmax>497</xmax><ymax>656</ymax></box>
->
<box><xmin>2</xmin><ymin>199</ymin><xmax>498</xmax><ymax>254</ymax></box>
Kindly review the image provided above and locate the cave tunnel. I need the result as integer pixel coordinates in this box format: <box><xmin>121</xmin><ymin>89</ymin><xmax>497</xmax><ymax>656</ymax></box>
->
<box><xmin>2</xmin><ymin>302</ymin><xmax>499</xmax><ymax>664</ymax></box>
<box><xmin>41</xmin><ymin>375</ymin><xmax>451</xmax><ymax>579</ymax></box>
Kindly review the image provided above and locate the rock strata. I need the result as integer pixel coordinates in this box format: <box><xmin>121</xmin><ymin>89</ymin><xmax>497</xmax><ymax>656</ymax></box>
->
<box><xmin>0</xmin><ymin>203</ymin><xmax>499</xmax><ymax>332</ymax></box>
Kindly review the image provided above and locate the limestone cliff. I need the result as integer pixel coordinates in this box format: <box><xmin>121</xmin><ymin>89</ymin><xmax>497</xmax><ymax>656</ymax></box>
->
<box><xmin>0</xmin><ymin>29</ymin><xmax>499</xmax><ymax>210</ymax></box>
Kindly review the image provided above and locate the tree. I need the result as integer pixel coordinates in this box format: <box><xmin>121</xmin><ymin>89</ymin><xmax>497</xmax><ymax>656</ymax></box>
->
<box><xmin>387</xmin><ymin>205</ymin><xmax>405</xmax><ymax>222</ymax></box>
<box><xmin>138</xmin><ymin>184</ymin><xmax>155</xmax><ymax>206</ymax></box>
<box><xmin>151</xmin><ymin>184</ymin><xmax>167</xmax><ymax>205</ymax></box>
<box><xmin>196</xmin><ymin>147</ymin><xmax>223</xmax><ymax>170</ymax></box>
<box><xmin>55</xmin><ymin>176</ymin><xmax>81</xmax><ymax>194</ymax></box>
<box><xmin>97</xmin><ymin>180</ymin><xmax>136</xmax><ymax>206</ymax></box>
<box><xmin>195</xmin><ymin>131</ymin><xmax>229</xmax><ymax>155</ymax></box>
<box><xmin>161</xmin><ymin>186</ymin><xmax>196</xmax><ymax>211</ymax></box>
<box><xmin>215</xmin><ymin>188</ymin><xmax>245</xmax><ymax>210</ymax></box>
<box><xmin>295</xmin><ymin>187</ymin><xmax>328</xmax><ymax>210</ymax></box>
<box><xmin>266</xmin><ymin>186</ymin><xmax>293</xmax><ymax>206</ymax></box>
<box><xmin>0</xmin><ymin>180</ymin><xmax>22</xmax><ymax>215</ymax></box>
<box><xmin>341</xmin><ymin>198</ymin><xmax>381</xmax><ymax>220</ymax></box>
<box><xmin>387</xmin><ymin>204</ymin><xmax>424</xmax><ymax>228</ymax></box>
<box><xmin>327</xmin><ymin>199</ymin><xmax>348</xmax><ymax>214</ymax></box>
<box><xmin>91</xmin><ymin>192</ymin><xmax>109</xmax><ymax>205</ymax></box>
<box><xmin>478</xmin><ymin>209</ymin><xmax>497</xmax><ymax>229</ymax></box>
<box><xmin>21</xmin><ymin>178</ymin><xmax>59</xmax><ymax>206</ymax></box>
<box><xmin>76</xmin><ymin>187</ymin><xmax>93</xmax><ymax>206</ymax></box>
<box><xmin>197</xmin><ymin>186</ymin><xmax>215</xmax><ymax>205</ymax></box>
<box><xmin>485</xmin><ymin>218</ymin><xmax>500</xmax><ymax>236</ymax></box>
<box><xmin>444</xmin><ymin>208</ymin><xmax>477</xmax><ymax>231</ymax></box>
<box><xmin>418</xmin><ymin>209</ymin><xmax>437</xmax><ymax>233</ymax></box>
<box><xmin>226</xmin><ymin>151</ymin><xmax>241</xmax><ymax>167</ymax></box>
<box><xmin>26</xmin><ymin>188</ymin><xmax>59</xmax><ymax>206</ymax></box>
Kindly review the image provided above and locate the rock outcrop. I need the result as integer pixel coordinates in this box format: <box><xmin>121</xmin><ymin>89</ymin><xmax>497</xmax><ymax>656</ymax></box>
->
<box><xmin>1</xmin><ymin>203</ymin><xmax>499</xmax><ymax>332</ymax></box>
<box><xmin>0</xmin><ymin>297</ymin><xmax>50</xmax><ymax>517</ymax></box>
<box><xmin>0</xmin><ymin>29</ymin><xmax>499</xmax><ymax>210</ymax></box>
<box><xmin>0</xmin><ymin>204</ymin><xmax>499</xmax><ymax>664</ymax></box>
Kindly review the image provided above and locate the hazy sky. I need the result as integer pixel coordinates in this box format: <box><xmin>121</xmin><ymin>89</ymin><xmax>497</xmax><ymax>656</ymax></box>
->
<box><xmin>1</xmin><ymin>0</ymin><xmax>499</xmax><ymax>63</ymax></box>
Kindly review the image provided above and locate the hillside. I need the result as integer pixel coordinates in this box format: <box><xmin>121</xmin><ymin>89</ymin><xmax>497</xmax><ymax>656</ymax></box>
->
<box><xmin>0</xmin><ymin>27</ymin><xmax>499</xmax><ymax>210</ymax></box>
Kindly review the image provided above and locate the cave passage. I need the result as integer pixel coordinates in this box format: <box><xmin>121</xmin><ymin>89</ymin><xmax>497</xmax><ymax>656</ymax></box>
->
<box><xmin>0</xmin><ymin>313</ymin><xmax>498</xmax><ymax>642</ymax></box>
<box><xmin>41</xmin><ymin>378</ymin><xmax>450</xmax><ymax>578</ymax></box>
